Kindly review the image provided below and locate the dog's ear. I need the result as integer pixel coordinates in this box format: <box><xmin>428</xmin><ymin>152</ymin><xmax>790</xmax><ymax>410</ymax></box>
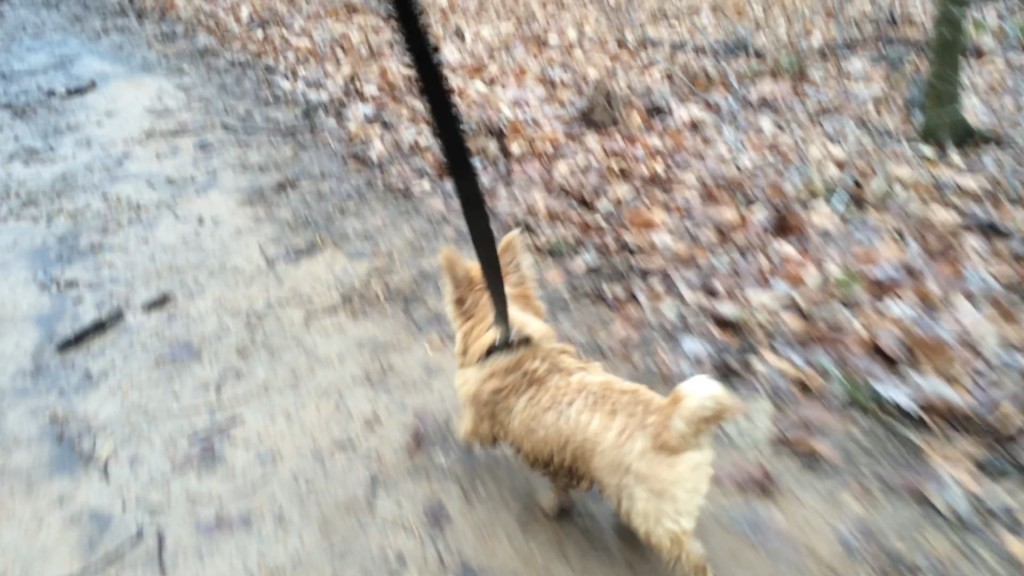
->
<box><xmin>439</xmin><ymin>247</ymin><xmax>477</xmax><ymax>323</ymax></box>
<box><xmin>497</xmin><ymin>229</ymin><xmax>533</xmax><ymax>288</ymax></box>
<box><xmin>498</xmin><ymin>229</ymin><xmax>547</xmax><ymax>318</ymax></box>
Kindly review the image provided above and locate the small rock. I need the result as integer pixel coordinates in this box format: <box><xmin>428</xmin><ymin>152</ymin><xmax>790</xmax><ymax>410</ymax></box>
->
<box><xmin>424</xmin><ymin>499</ymin><xmax>451</xmax><ymax>532</ymax></box>
<box><xmin>642</xmin><ymin>92</ymin><xmax>671</xmax><ymax>119</ymax></box>
<box><xmin>725</xmin><ymin>503</ymin><xmax>804</xmax><ymax>566</ymax></box>
<box><xmin>836</xmin><ymin>522</ymin><xmax>926</xmax><ymax>572</ymax></box>
<box><xmin>194</xmin><ymin>138</ymin><xmax>215</xmax><ymax>154</ymax></box>
<box><xmin>580</xmin><ymin>80</ymin><xmax>621</xmax><ymax>129</ymax></box>
<box><xmin>743</xmin><ymin>288</ymin><xmax>790</xmax><ymax>311</ymax></box>
<box><xmin>951</xmin><ymin>295</ymin><xmax>1001</xmax><ymax>359</ymax></box>
<box><xmin>708</xmin><ymin>300</ymin><xmax>745</xmax><ymax>329</ymax></box>
<box><xmin>771</xmin><ymin>208</ymin><xmax>806</xmax><ymax>238</ymax></box>
<box><xmin>677</xmin><ymin>334</ymin><xmax>713</xmax><ymax>365</ymax></box>
<box><xmin>926</xmin><ymin>202</ymin><xmax>962</xmax><ymax>228</ymax></box>
<box><xmin>870</xmin><ymin>379</ymin><xmax>924</xmax><ymax>419</ymax></box>
<box><xmin>161</xmin><ymin>341</ymin><xmax>200</xmax><ymax>364</ymax></box>
<box><xmin>976</xmin><ymin>452</ymin><xmax>1022</xmax><ymax>478</ymax></box>
<box><xmin>974</xmin><ymin>484</ymin><xmax>1021</xmax><ymax>532</ymax></box>
<box><xmin>1010</xmin><ymin>238</ymin><xmax>1024</xmax><ymax>260</ymax></box>
<box><xmin>825</xmin><ymin>190</ymin><xmax>851</xmax><ymax>217</ymax></box>
<box><xmin>920</xmin><ymin>471</ymin><xmax>982</xmax><ymax>529</ymax></box>
<box><xmin>407</xmin><ymin>413</ymin><xmax>431</xmax><ymax>456</ymax></box>
<box><xmin>915</xmin><ymin>143</ymin><xmax>940</xmax><ymax>161</ymax></box>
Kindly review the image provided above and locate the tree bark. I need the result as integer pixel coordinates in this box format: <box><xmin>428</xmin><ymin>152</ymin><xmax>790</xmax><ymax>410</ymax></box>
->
<box><xmin>920</xmin><ymin>0</ymin><xmax>989</xmax><ymax>146</ymax></box>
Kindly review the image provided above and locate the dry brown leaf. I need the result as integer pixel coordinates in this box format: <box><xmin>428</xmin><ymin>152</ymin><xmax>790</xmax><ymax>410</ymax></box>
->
<box><xmin>869</xmin><ymin>324</ymin><xmax>911</xmax><ymax>366</ymax></box>
<box><xmin>991</xmin><ymin>402</ymin><xmax>1024</xmax><ymax>438</ymax></box>
<box><xmin>919</xmin><ymin>439</ymin><xmax>984</xmax><ymax>497</ymax></box>
<box><xmin>760</xmin><ymin>349</ymin><xmax>825</xmax><ymax>395</ymax></box>
<box><xmin>901</xmin><ymin>323</ymin><xmax>962</xmax><ymax>381</ymax></box>
<box><xmin>718</xmin><ymin>461</ymin><xmax>777</xmax><ymax>496</ymax></box>
<box><xmin>625</xmin><ymin>206</ymin><xmax>666</xmax><ymax>231</ymax></box>
<box><xmin>776</xmin><ymin>431</ymin><xmax>843</xmax><ymax>465</ymax></box>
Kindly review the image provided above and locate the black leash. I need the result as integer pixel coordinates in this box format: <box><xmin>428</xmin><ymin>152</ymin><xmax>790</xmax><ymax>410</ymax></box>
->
<box><xmin>390</xmin><ymin>0</ymin><xmax>517</xmax><ymax>352</ymax></box>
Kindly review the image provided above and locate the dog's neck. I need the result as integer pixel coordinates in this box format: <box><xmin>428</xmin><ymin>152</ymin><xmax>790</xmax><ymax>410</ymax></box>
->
<box><xmin>480</xmin><ymin>334</ymin><xmax>532</xmax><ymax>362</ymax></box>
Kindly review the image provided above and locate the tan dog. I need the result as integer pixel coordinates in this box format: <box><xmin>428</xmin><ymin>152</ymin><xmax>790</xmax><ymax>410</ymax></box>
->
<box><xmin>439</xmin><ymin>230</ymin><xmax>744</xmax><ymax>576</ymax></box>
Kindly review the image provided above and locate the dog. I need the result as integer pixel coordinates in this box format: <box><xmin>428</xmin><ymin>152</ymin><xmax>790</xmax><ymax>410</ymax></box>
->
<box><xmin>439</xmin><ymin>229</ymin><xmax>745</xmax><ymax>576</ymax></box>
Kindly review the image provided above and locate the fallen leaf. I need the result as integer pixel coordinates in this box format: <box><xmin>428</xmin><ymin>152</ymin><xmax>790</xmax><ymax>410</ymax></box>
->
<box><xmin>870</xmin><ymin>325</ymin><xmax>911</xmax><ymax>366</ymax></box>
<box><xmin>718</xmin><ymin>461</ymin><xmax>778</xmax><ymax>496</ymax></box>
<box><xmin>625</xmin><ymin>206</ymin><xmax>666</xmax><ymax>230</ymax></box>
<box><xmin>760</xmin><ymin>348</ymin><xmax>826</xmax><ymax>395</ymax></box>
<box><xmin>775</xmin><ymin>431</ymin><xmax>843</xmax><ymax>465</ymax></box>
<box><xmin>901</xmin><ymin>322</ymin><xmax>963</xmax><ymax>381</ymax></box>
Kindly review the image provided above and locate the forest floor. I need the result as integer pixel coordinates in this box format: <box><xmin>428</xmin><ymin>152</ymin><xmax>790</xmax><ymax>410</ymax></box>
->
<box><xmin>3</xmin><ymin>0</ymin><xmax>1024</xmax><ymax>573</ymax></box>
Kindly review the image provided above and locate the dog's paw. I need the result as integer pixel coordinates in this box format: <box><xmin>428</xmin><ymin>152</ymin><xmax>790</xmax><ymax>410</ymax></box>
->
<box><xmin>537</xmin><ymin>488</ymin><xmax>572</xmax><ymax>519</ymax></box>
<box><xmin>455</xmin><ymin>418</ymin><xmax>481</xmax><ymax>445</ymax></box>
<box><xmin>678</xmin><ymin>542</ymin><xmax>712</xmax><ymax>576</ymax></box>
<box><xmin>612</xmin><ymin>518</ymin><xmax>643</xmax><ymax>548</ymax></box>
<box><xmin>691</xmin><ymin>564</ymin><xmax>712</xmax><ymax>576</ymax></box>
<box><xmin>688</xmin><ymin>564</ymin><xmax>712</xmax><ymax>576</ymax></box>
<box><xmin>455</xmin><ymin>413</ymin><xmax>499</xmax><ymax>446</ymax></box>
<box><xmin>671</xmin><ymin>559</ymin><xmax>711</xmax><ymax>576</ymax></box>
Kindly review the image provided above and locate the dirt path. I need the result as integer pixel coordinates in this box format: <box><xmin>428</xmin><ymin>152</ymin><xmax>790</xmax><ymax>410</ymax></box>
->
<box><xmin>1</xmin><ymin>1</ymin><xmax>1020</xmax><ymax>575</ymax></box>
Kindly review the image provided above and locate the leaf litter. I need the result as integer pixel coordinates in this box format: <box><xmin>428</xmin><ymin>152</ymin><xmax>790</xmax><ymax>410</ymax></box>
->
<box><xmin>129</xmin><ymin>0</ymin><xmax>1024</xmax><ymax>571</ymax></box>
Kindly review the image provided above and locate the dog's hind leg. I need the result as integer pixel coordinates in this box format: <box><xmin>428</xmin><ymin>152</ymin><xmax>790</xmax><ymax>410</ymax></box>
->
<box><xmin>660</xmin><ymin>534</ymin><xmax>712</xmax><ymax>576</ymax></box>
<box><xmin>455</xmin><ymin>410</ymin><xmax>497</xmax><ymax>447</ymax></box>
<box><xmin>627</xmin><ymin>522</ymin><xmax>712</xmax><ymax>576</ymax></box>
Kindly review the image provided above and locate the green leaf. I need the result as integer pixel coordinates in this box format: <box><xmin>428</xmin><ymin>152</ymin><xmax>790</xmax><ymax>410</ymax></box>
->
<box><xmin>971</xmin><ymin>16</ymin><xmax>987</xmax><ymax>36</ymax></box>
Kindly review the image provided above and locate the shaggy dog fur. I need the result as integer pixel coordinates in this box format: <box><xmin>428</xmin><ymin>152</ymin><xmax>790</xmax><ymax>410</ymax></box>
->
<box><xmin>439</xmin><ymin>230</ymin><xmax>745</xmax><ymax>576</ymax></box>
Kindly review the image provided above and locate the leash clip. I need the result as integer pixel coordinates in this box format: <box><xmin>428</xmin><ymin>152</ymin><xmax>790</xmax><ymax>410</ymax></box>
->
<box><xmin>483</xmin><ymin>325</ymin><xmax>528</xmax><ymax>360</ymax></box>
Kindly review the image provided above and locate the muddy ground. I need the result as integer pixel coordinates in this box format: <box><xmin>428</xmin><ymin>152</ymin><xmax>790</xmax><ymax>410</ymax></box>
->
<box><xmin>1</xmin><ymin>0</ymin><xmax>1021</xmax><ymax>574</ymax></box>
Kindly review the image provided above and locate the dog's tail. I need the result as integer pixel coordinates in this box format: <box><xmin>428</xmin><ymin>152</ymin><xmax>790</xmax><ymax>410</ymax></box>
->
<box><xmin>653</xmin><ymin>375</ymin><xmax>744</xmax><ymax>453</ymax></box>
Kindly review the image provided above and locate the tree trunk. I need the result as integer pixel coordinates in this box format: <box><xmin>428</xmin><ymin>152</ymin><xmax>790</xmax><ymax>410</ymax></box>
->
<box><xmin>920</xmin><ymin>0</ymin><xmax>988</xmax><ymax>146</ymax></box>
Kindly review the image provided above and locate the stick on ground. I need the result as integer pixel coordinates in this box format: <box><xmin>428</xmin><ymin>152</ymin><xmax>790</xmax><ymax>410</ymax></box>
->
<box><xmin>56</xmin><ymin>307</ymin><xmax>125</xmax><ymax>353</ymax></box>
<box><xmin>65</xmin><ymin>526</ymin><xmax>144</xmax><ymax>576</ymax></box>
<box><xmin>141</xmin><ymin>292</ymin><xmax>173</xmax><ymax>312</ymax></box>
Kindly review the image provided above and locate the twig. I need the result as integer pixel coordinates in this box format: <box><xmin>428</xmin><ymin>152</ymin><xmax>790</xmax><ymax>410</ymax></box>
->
<box><xmin>668</xmin><ymin>67</ymin><xmax>714</xmax><ymax>107</ymax></box>
<box><xmin>56</xmin><ymin>307</ymin><xmax>125</xmax><ymax>353</ymax></box>
<box><xmin>65</xmin><ymin>526</ymin><xmax>144</xmax><ymax>576</ymax></box>
<box><xmin>64</xmin><ymin>79</ymin><xmax>98</xmax><ymax>97</ymax></box>
<box><xmin>156</xmin><ymin>527</ymin><xmax>167</xmax><ymax>576</ymax></box>
<box><xmin>637</xmin><ymin>35</ymin><xmax>765</xmax><ymax>59</ymax></box>
<box><xmin>46</xmin><ymin>79</ymin><xmax>98</xmax><ymax>99</ymax></box>
<box><xmin>141</xmin><ymin>292</ymin><xmax>173</xmax><ymax>312</ymax></box>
